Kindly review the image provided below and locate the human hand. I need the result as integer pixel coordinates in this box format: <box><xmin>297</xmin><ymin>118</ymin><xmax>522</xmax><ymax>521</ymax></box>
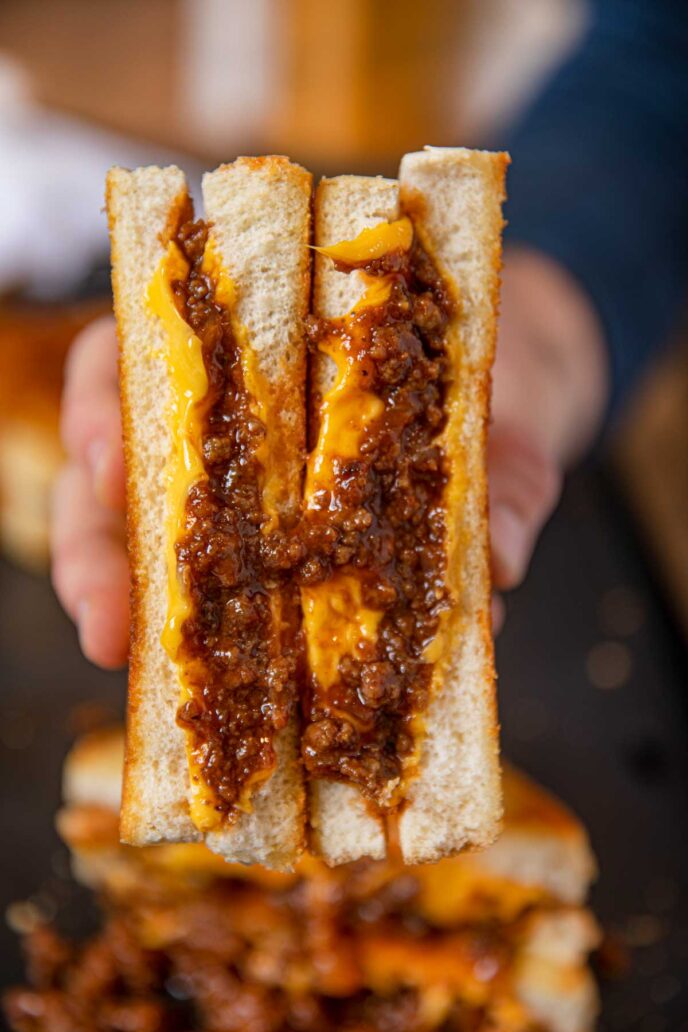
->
<box><xmin>489</xmin><ymin>247</ymin><xmax>607</xmax><ymax>629</ymax></box>
<box><xmin>51</xmin><ymin>316</ymin><xmax>129</xmax><ymax>668</ymax></box>
<box><xmin>52</xmin><ymin>248</ymin><xmax>607</xmax><ymax>665</ymax></box>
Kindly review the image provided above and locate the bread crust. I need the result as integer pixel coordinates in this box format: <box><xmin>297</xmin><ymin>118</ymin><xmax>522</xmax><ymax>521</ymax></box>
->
<box><xmin>107</xmin><ymin>165</ymin><xmax>198</xmax><ymax>849</ymax></box>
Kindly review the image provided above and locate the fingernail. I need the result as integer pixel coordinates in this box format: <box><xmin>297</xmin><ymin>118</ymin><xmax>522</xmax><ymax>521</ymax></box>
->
<box><xmin>491</xmin><ymin>503</ymin><xmax>531</xmax><ymax>587</ymax></box>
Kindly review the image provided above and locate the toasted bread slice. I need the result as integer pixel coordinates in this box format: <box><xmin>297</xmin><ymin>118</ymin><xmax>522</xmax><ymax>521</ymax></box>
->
<box><xmin>107</xmin><ymin>158</ymin><xmax>310</xmax><ymax>869</ymax></box>
<box><xmin>107</xmin><ymin>165</ymin><xmax>195</xmax><ymax>848</ymax></box>
<box><xmin>396</xmin><ymin>147</ymin><xmax>508</xmax><ymax>863</ymax></box>
<box><xmin>308</xmin><ymin>174</ymin><xmax>400</xmax><ymax>865</ymax></box>
<box><xmin>307</xmin><ymin>149</ymin><xmax>507</xmax><ymax>864</ymax></box>
<box><xmin>478</xmin><ymin>763</ymin><xmax>598</xmax><ymax>907</ymax></box>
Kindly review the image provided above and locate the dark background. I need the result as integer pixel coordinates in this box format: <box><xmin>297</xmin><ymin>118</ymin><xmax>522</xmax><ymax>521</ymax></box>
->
<box><xmin>1</xmin><ymin>461</ymin><xmax>687</xmax><ymax>1030</ymax></box>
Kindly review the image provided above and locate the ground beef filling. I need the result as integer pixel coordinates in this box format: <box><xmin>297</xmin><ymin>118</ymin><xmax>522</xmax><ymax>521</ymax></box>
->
<box><xmin>164</xmin><ymin>225</ymin><xmax>450</xmax><ymax>812</ymax></box>
<box><xmin>5</xmin><ymin>868</ymin><xmax>520</xmax><ymax>1032</ymax></box>
<box><xmin>171</xmin><ymin>220</ymin><xmax>299</xmax><ymax>819</ymax></box>
<box><xmin>296</xmin><ymin>242</ymin><xmax>453</xmax><ymax>801</ymax></box>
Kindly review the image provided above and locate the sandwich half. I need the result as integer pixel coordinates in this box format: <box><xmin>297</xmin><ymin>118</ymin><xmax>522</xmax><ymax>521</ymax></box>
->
<box><xmin>107</xmin><ymin>157</ymin><xmax>311</xmax><ymax>868</ymax></box>
<box><xmin>108</xmin><ymin>147</ymin><xmax>507</xmax><ymax>869</ymax></box>
<box><xmin>4</xmin><ymin>727</ymin><xmax>600</xmax><ymax>1032</ymax></box>
<box><xmin>304</xmin><ymin>148</ymin><xmax>508</xmax><ymax>863</ymax></box>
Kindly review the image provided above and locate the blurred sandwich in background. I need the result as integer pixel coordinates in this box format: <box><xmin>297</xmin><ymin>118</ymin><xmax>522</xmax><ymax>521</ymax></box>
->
<box><xmin>5</xmin><ymin>728</ymin><xmax>601</xmax><ymax>1032</ymax></box>
<box><xmin>0</xmin><ymin>300</ymin><xmax>107</xmax><ymax>570</ymax></box>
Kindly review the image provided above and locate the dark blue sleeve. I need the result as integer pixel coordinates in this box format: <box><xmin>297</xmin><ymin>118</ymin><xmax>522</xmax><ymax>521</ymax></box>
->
<box><xmin>501</xmin><ymin>0</ymin><xmax>688</xmax><ymax>416</ymax></box>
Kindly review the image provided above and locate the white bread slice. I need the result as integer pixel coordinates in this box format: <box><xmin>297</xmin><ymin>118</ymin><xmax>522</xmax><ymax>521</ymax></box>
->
<box><xmin>107</xmin><ymin>165</ymin><xmax>197</xmax><ymax>848</ymax></box>
<box><xmin>62</xmin><ymin>726</ymin><xmax>125</xmax><ymax>814</ymax></box>
<box><xmin>397</xmin><ymin>146</ymin><xmax>508</xmax><ymax>863</ymax></box>
<box><xmin>107</xmin><ymin>158</ymin><xmax>310</xmax><ymax>869</ymax></box>
<box><xmin>308</xmin><ymin>175</ymin><xmax>401</xmax><ymax>865</ymax></box>
<box><xmin>200</xmin><ymin>158</ymin><xmax>311</xmax><ymax>867</ymax></box>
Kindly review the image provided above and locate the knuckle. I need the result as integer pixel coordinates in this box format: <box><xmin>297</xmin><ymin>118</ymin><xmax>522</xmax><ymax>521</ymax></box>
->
<box><xmin>51</xmin><ymin>550</ymin><xmax>78</xmax><ymax>612</ymax></box>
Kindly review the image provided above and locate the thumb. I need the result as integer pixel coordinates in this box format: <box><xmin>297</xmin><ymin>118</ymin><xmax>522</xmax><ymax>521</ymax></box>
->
<box><xmin>488</xmin><ymin>424</ymin><xmax>562</xmax><ymax>591</ymax></box>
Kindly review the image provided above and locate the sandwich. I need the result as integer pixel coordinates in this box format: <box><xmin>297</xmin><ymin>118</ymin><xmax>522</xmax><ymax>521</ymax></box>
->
<box><xmin>5</xmin><ymin>727</ymin><xmax>601</xmax><ymax>1032</ymax></box>
<box><xmin>107</xmin><ymin>148</ymin><xmax>508</xmax><ymax>869</ymax></box>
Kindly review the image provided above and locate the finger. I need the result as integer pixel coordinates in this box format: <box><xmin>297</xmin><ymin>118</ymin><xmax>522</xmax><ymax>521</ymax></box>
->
<box><xmin>51</xmin><ymin>463</ymin><xmax>129</xmax><ymax>669</ymax></box>
<box><xmin>78</xmin><ymin>587</ymin><xmax>130</xmax><ymax>671</ymax></box>
<box><xmin>491</xmin><ymin>594</ymin><xmax>505</xmax><ymax>636</ymax></box>
<box><xmin>93</xmin><ymin>437</ymin><xmax>126</xmax><ymax>512</ymax></box>
<box><xmin>488</xmin><ymin>425</ymin><xmax>561</xmax><ymax>591</ymax></box>
<box><xmin>60</xmin><ymin>316</ymin><xmax>125</xmax><ymax>510</ymax></box>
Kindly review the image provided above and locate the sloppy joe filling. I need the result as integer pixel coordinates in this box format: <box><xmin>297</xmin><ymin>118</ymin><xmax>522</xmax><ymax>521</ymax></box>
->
<box><xmin>168</xmin><ymin>219</ymin><xmax>300</xmax><ymax>825</ymax></box>
<box><xmin>156</xmin><ymin>214</ymin><xmax>453</xmax><ymax>819</ymax></box>
<box><xmin>6</xmin><ymin>866</ymin><xmax>526</xmax><ymax>1032</ymax></box>
<box><xmin>297</xmin><ymin>230</ymin><xmax>454</xmax><ymax>804</ymax></box>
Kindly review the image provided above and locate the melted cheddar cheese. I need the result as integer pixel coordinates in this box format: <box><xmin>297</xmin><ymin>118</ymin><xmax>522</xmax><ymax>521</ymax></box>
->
<box><xmin>202</xmin><ymin>240</ymin><xmax>282</xmax><ymax>530</ymax></box>
<box><xmin>302</xmin><ymin>572</ymin><xmax>382</xmax><ymax>692</ymax></box>
<box><xmin>413</xmin><ymin>861</ymin><xmax>548</xmax><ymax>927</ymax></box>
<box><xmin>148</xmin><ymin>237</ymin><xmax>277</xmax><ymax>833</ymax></box>
<box><xmin>314</xmin><ymin>217</ymin><xmax>412</xmax><ymax>265</ymax></box>
<box><xmin>303</xmin><ymin>220</ymin><xmax>413</xmax><ymax>703</ymax></box>
<box><xmin>148</xmin><ymin>241</ymin><xmax>208</xmax><ymax>663</ymax></box>
<box><xmin>147</xmin><ymin>242</ymin><xmax>218</xmax><ymax>831</ymax></box>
